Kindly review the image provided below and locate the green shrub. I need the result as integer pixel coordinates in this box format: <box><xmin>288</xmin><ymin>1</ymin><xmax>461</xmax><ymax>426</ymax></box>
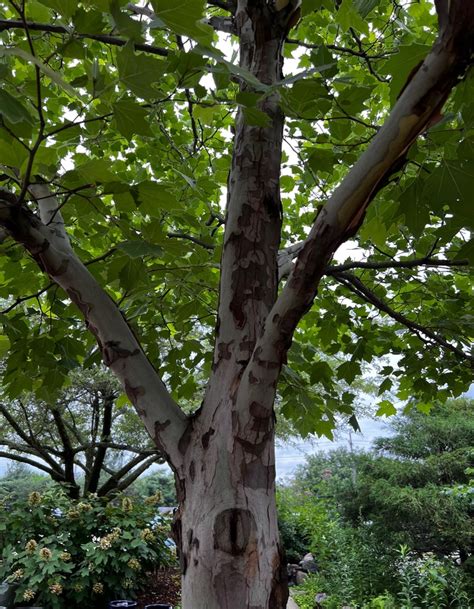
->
<box><xmin>396</xmin><ymin>545</ymin><xmax>472</xmax><ymax>609</ymax></box>
<box><xmin>0</xmin><ymin>486</ymin><xmax>174</xmax><ymax>608</ymax></box>
<box><xmin>277</xmin><ymin>486</ymin><xmax>333</xmax><ymax>564</ymax></box>
<box><xmin>293</xmin><ymin>546</ymin><xmax>472</xmax><ymax>609</ymax></box>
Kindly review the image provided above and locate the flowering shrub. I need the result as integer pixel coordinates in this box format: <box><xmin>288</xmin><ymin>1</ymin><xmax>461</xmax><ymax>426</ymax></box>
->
<box><xmin>0</xmin><ymin>487</ymin><xmax>174</xmax><ymax>608</ymax></box>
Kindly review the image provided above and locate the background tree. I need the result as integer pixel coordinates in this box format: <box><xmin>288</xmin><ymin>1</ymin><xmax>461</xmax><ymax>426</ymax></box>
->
<box><xmin>129</xmin><ymin>469</ymin><xmax>177</xmax><ymax>506</ymax></box>
<box><xmin>295</xmin><ymin>399</ymin><xmax>474</xmax><ymax>563</ymax></box>
<box><xmin>0</xmin><ymin>368</ymin><xmax>162</xmax><ymax>498</ymax></box>
<box><xmin>0</xmin><ymin>461</ymin><xmax>53</xmax><ymax>500</ymax></box>
<box><xmin>0</xmin><ymin>1</ymin><xmax>473</xmax><ymax>607</ymax></box>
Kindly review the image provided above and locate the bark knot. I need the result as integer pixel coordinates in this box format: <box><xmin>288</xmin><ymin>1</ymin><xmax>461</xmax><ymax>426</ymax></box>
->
<box><xmin>213</xmin><ymin>508</ymin><xmax>256</xmax><ymax>556</ymax></box>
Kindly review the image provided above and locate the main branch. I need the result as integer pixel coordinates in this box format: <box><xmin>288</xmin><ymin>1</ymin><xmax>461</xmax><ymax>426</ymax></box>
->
<box><xmin>0</xmin><ymin>188</ymin><xmax>187</xmax><ymax>469</ymax></box>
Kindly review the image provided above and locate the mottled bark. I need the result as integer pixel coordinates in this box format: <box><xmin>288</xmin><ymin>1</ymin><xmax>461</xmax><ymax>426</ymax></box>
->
<box><xmin>174</xmin><ymin>3</ymin><xmax>296</xmax><ymax>608</ymax></box>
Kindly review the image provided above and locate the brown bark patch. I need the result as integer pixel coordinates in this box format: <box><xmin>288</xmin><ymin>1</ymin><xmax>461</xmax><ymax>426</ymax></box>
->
<box><xmin>103</xmin><ymin>341</ymin><xmax>139</xmax><ymax>366</ymax></box>
<box><xmin>201</xmin><ymin>427</ymin><xmax>215</xmax><ymax>449</ymax></box>
<box><xmin>213</xmin><ymin>508</ymin><xmax>256</xmax><ymax>556</ymax></box>
<box><xmin>178</xmin><ymin>419</ymin><xmax>194</xmax><ymax>455</ymax></box>
<box><xmin>66</xmin><ymin>287</ymin><xmax>92</xmax><ymax>319</ymax></box>
<box><xmin>124</xmin><ymin>379</ymin><xmax>145</xmax><ymax>404</ymax></box>
<box><xmin>217</xmin><ymin>340</ymin><xmax>233</xmax><ymax>360</ymax></box>
<box><xmin>242</xmin><ymin>460</ymin><xmax>275</xmax><ymax>490</ymax></box>
<box><xmin>236</xmin><ymin>433</ymin><xmax>271</xmax><ymax>456</ymax></box>
<box><xmin>269</xmin><ymin>544</ymin><xmax>289</xmax><ymax>609</ymax></box>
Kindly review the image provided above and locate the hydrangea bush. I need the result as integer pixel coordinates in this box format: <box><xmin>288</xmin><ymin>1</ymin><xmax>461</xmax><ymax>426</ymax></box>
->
<box><xmin>0</xmin><ymin>487</ymin><xmax>174</xmax><ymax>608</ymax></box>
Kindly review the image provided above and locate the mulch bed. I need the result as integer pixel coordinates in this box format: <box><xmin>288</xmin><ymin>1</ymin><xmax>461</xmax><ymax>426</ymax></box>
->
<box><xmin>136</xmin><ymin>567</ymin><xmax>181</xmax><ymax>608</ymax></box>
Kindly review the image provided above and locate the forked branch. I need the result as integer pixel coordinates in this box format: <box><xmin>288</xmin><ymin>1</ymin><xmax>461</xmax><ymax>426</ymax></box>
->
<box><xmin>237</xmin><ymin>0</ymin><xmax>474</xmax><ymax>413</ymax></box>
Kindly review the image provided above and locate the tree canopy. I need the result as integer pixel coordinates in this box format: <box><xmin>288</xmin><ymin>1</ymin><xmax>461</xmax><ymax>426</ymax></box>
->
<box><xmin>0</xmin><ymin>0</ymin><xmax>472</xmax><ymax>438</ymax></box>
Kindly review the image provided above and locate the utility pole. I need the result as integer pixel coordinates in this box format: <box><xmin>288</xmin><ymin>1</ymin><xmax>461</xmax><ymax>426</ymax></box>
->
<box><xmin>348</xmin><ymin>430</ymin><xmax>357</xmax><ymax>486</ymax></box>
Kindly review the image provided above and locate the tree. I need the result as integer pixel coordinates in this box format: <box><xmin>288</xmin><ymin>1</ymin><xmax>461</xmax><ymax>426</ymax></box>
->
<box><xmin>129</xmin><ymin>470</ymin><xmax>177</xmax><ymax>506</ymax></box>
<box><xmin>295</xmin><ymin>399</ymin><xmax>474</xmax><ymax>563</ymax></box>
<box><xmin>0</xmin><ymin>461</ymin><xmax>53</xmax><ymax>501</ymax></box>
<box><xmin>0</xmin><ymin>1</ymin><xmax>473</xmax><ymax>607</ymax></box>
<box><xmin>0</xmin><ymin>368</ymin><xmax>162</xmax><ymax>498</ymax></box>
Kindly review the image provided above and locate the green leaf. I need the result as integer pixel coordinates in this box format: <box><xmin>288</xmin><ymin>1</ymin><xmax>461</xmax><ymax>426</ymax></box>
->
<box><xmin>242</xmin><ymin>107</ymin><xmax>271</xmax><ymax>127</ymax></box>
<box><xmin>116</xmin><ymin>240</ymin><xmax>164</xmax><ymax>258</ymax></box>
<box><xmin>193</xmin><ymin>104</ymin><xmax>221</xmax><ymax>125</ymax></box>
<box><xmin>349</xmin><ymin>414</ymin><xmax>361</xmax><ymax>432</ymax></box>
<box><xmin>116</xmin><ymin>44</ymin><xmax>167</xmax><ymax>99</ymax></box>
<box><xmin>455</xmin><ymin>239</ymin><xmax>474</xmax><ymax>264</ymax></box>
<box><xmin>310</xmin><ymin>45</ymin><xmax>337</xmax><ymax>78</ymax></box>
<box><xmin>354</xmin><ymin>0</ymin><xmax>381</xmax><ymax>17</ymax></box>
<box><xmin>0</xmin><ymin>89</ymin><xmax>34</xmax><ymax>125</ymax></box>
<box><xmin>116</xmin><ymin>393</ymin><xmax>131</xmax><ymax>407</ymax></box>
<box><xmin>0</xmin><ymin>335</ymin><xmax>10</xmax><ymax>358</ymax></box>
<box><xmin>337</xmin><ymin>0</ymin><xmax>369</xmax><ymax>34</ymax></box>
<box><xmin>283</xmin><ymin>79</ymin><xmax>331</xmax><ymax>119</ymax></box>
<box><xmin>338</xmin><ymin>85</ymin><xmax>374</xmax><ymax>115</ymax></box>
<box><xmin>424</xmin><ymin>160</ymin><xmax>474</xmax><ymax>228</ymax></box>
<box><xmin>376</xmin><ymin>400</ymin><xmax>397</xmax><ymax>417</ymax></box>
<box><xmin>301</xmin><ymin>0</ymin><xmax>331</xmax><ymax>17</ymax></box>
<box><xmin>308</xmin><ymin>148</ymin><xmax>336</xmax><ymax>174</ymax></box>
<box><xmin>0</xmin><ymin>134</ymin><xmax>29</xmax><ymax>167</ymax></box>
<box><xmin>337</xmin><ymin>361</ymin><xmax>361</xmax><ymax>384</ymax></box>
<box><xmin>151</xmin><ymin>0</ymin><xmax>213</xmax><ymax>45</ymax></box>
<box><xmin>136</xmin><ymin>181</ymin><xmax>183</xmax><ymax>213</ymax></box>
<box><xmin>118</xmin><ymin>258</ymin><xmax>143</xmax><ymax>290</ymax></box>
<box><xmin>399</xmin><ymin>181</ymin><xmax>430</xmax><ymax>238</ymax></box>
<box><xmin>113</xmin><ymin>99</ymin><xmax>152</xmax><ymax>140</ymax></box>
<box><xmin>75</xmin><ymin>159</ymin><xmax>117</xmax><ymax>183</ymax></box>
<box><xmin>380</xmin><ymin>44</ymin><xmax>431</xmax><ymax>105</ymax></box>
<box><xmin>110</xmin><ymin>0</ymin><xmax>144</xmax><ymax>42</ymax></box>
<box><xmin>38</xmin><ymin>0</ymin><xmax>77</xmax><ymax>18</ymax></box>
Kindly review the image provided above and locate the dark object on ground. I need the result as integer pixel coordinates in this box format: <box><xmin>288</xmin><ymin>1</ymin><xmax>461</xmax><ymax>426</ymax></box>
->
<box><xmin>137</xmin><ymin>567</ymin><xmax>181</xmax><ymax>609</ymax></box>
<box><xmin>109</xmin><ymin>602</ymin><xmax>138</xmax><ymax>608</ymax></box>
<box><xmin>145</xmin><ymin>604</ymin><xmax>172</xmax><ymax>608</ymax></box>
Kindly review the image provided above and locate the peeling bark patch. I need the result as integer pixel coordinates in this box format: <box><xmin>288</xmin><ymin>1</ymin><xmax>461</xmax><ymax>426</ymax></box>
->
<box><xmin>250</xmin><ymin>400</ymin><xmax>272</xmax><ymax>432</ymax></box>
<box><xmin>217</xmin><ymin>340</ymin><xmax>233</xmax><ymax>360</ymax></box>
<box><xmin>248</xmin><ymin>370</ymin><xmax>259</xmax><ymax>385</ymax></box>
<box><xmin>236</xmin><ymin>432</ymin><xmax>271</xmax><ymax>456</ymax></box>
<box><xmin>252</xmin><ymin>347</ymin><xmax>280</xmax><ymax>370</ymax></box>
<box><xmin>269</xmin><ymin>544</ymin><xmax>289</xmax><ymax>609</ymax></box>
<box><xmin>201</xmin><ymin>427</ymin><xmax>215</xmax><ymax>449</ymax></box>
<box><xmin>250</xmin><ymin>401</ymin><xmax>270</xmax><ymax>419</ymax></box>
<box><xmin>187</xmin><ymin>528</ymin><xmax>200</xmax><ymax>552</ymax></box>
<box><xmin>189</xmin><ymin>459</ymin><xmax>195</xmax><ymax>482</ymax></box>
<box><xmin>178</xmin><ymin>420</ymin><xmax>193</xmax><ymax>455</ymax></box>
<box><xmin>213</xmin><ymin>508</ymin><xmax>256</xmax><ymax>556</ymax></box>
<box><xmin>242</xmin><ymin>461</ymin><xmax>275</xmax><ymax>490</ymax></box>
<box><xmin>124</xmin><ymin>379</ymin><xmax>145</xmax><ymax>405</ymax></box>
<box><xmin>154</xmin><ymin>418</ymin><xmax>171</xmax><ymax>448</ymax></box>
<box><xmin>66</xmin><ymin>287</ymin><xmax>92</xmax><ymax>319</ymax></box>
<box><xmin>103</xmin><ymin>341</ymin><xmax>139</xmax><ymax>366</ymax></box>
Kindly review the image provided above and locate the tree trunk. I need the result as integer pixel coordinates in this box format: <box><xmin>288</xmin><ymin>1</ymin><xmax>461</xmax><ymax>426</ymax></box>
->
<box><xmin>173</xmin><ymin>4</ymin><xmax>295</xmax><ymax>607</ymax></box>
<box><xmin>176</xmin><ymin>407</ymin><xmax>287</xmax><ymax>609</ymax></box>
